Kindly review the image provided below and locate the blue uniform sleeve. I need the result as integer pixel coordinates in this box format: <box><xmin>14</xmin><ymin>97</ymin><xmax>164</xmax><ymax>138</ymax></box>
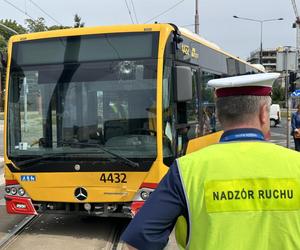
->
<box><xmin>120</xmin><ymin>161</ymin><xmax>188</xmax><ymax>250</ymax></box>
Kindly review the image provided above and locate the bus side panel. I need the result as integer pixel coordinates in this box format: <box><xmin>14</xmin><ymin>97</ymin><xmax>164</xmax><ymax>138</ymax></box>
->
<box><xmin>142</xmin><ymin>159</ymin><xmax>169</xmax><ymax>184</ymax></box>
<box><xmin>186</xmin><ymin>131</ymin><xmax>223</xmax><ymax>154</ymax></box>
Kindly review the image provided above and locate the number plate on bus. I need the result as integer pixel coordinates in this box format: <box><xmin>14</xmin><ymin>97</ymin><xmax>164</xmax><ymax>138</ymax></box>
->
<box><xmin>99</xmin><ymin>173</ymin><xmax>127</xmax><ymax>183</ymax></box>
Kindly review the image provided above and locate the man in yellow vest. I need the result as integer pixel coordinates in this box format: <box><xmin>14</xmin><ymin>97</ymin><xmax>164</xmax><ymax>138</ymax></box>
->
<box><xmin>121</xmin><ymin>73</ymin><xmax>300</xmax><ymax>250</ymax></box>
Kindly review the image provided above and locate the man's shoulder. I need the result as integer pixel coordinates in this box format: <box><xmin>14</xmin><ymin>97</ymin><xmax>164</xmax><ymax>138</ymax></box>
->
<box><xmin>178</xmin><ymin>143</ymin><xmax>221</xmax><ymax>163</ymax></box>
<box><xmin>179</xmin><ymin>141</ymin><xmax>300</xmax><ymax>162</ymax></box>
<box><xmin>251</xmin><ymin>142</ymin><xmax>300</xmax><ymax>162</ymax></box>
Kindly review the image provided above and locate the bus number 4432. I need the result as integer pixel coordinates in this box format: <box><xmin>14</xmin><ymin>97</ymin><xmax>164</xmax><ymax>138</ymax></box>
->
<box><xmin>99</xmin><ymin>173</ymin><xmax>127</xmax><ymax>183</ymax></box>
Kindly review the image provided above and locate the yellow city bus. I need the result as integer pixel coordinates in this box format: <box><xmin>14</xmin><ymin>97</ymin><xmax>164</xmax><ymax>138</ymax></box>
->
<box><xmin>3</xmin><ymin>24</ymin><xmax>262</xmax><ymax>216</ymax></box>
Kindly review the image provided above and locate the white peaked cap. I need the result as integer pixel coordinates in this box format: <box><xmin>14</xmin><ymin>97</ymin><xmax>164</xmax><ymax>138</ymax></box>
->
<box><xmin>207</xmin><ymin>73</ymin><xmax>280</xmax><ymax>97</ymax></box>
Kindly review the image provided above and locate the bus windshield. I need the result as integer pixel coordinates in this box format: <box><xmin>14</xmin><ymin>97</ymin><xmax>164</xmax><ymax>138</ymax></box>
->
<box><xmin>8</xmin><ymin>32</ymin><xmax>159</xmax><ymax>160</ymax></box>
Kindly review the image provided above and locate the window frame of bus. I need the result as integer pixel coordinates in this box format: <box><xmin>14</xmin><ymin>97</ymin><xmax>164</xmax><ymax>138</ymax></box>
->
<box><xmin>162</xmin><ymin>36</ymin><xmax>198</xmax><ymax>165</ymax></box>
<box><xmin>162</xmin><ymin>62</ymin><xmax>199</xmax><ymax>164</ymax></box>
<box><xmin>173</xmin><ymin>63</ymin><xmax>199</xmax><ymax>157</ymax></box>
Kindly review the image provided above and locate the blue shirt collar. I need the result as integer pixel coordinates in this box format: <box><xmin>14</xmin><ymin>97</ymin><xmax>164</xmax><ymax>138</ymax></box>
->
<box><xmin>220</xmin><ymin>128</ymin><xmax>265</xmax><ymax>142</ymax></box>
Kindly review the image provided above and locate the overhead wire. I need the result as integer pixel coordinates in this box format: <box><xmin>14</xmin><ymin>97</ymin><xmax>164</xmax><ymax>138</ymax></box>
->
<box><xmin>144</xmin><ymin>0</ymin><xmax>185</xmax><ymax>24</ymax></box>
<box><xmin>29</xmin><ymin>0</ymin><xmax>62</xmax><ymax>26</ymax></box>
<box><xmin>130</xmin><ymin>0</ymin><xmax>139</xmax><ymax>24</ymax></box>
<box><xmin>24</xmin><ymin>0</ymin><xmax>27</xmax><ymax>15</ymax></box>
<box><xmin>124</xmin><ymin>0</ymin><xmax>135</xmax><ymax>24</ymax></box>
<box><xmin>3</xmin><ymin>0</ymin><xmax>36</xmax><ymax>20</ymax></box>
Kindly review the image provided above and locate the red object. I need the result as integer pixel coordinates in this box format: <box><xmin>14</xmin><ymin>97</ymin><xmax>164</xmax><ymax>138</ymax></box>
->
<box><xmin>5</xmin><ymin>195</ymin><xmax>37</xmax><ymax>215</ymax></box>
<box><xmin>140</xmin><ymin>182</ymin><xmax>158</xmax><ymax>189</ymax></box>
<box><xmin>130</xmin><ymin>182</ymin><xmax>158</xmax><ymax>216</ymax></box>
<box><xmin>130</xmin><ymin>201</ymin><xmax>145</xmax><ymax>216</ymax></box>
<box><xmin>5</xmin><ymin>180</ymin><xmax>19</xmax><ymax>185</ymax></box>
<box><xmin>216</xmin><ymin>86</ymin><xmax>272</xmax><ymax>97</ymax></box>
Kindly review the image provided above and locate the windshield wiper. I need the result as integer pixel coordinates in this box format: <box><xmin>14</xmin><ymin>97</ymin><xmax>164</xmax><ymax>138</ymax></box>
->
<box><xmin>10</xmin><ymin>153</ymin><xmax>71</xmax><ymax>168</ymax></box>
<box><xmin>61</xmin><ymin>141</ymin><xmax>139</xmax><ymax>168</ymax></box>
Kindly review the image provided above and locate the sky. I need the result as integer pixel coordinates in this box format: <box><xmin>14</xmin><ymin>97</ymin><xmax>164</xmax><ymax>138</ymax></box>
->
<box><xmin>0</xmin><ymin>0</ymin><xmax>297</xmax><ymax>60</ymax></box>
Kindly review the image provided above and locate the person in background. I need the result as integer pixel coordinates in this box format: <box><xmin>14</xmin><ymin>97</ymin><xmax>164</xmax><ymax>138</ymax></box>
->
<box><xmin>121</xmin><ymin>73</ymin><xmax>300</xmax><ymax>250</ymax></box>
<box><xmin>291</xmin><ymin>103</ymin><xmax>300</xmax><ymax>151</ymax></box>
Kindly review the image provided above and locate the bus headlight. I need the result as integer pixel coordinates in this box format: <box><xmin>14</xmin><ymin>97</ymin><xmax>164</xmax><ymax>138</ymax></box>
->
<box><xmin>140</xmin><ymin>191</ymin><xmax>150</xmax><ymax>201</ymax></box>
<box><xmin>5</xmin><ymin>187</ymin><xmax>11</xmax><ymax>194</ymax></box>
<box><xmin>10</xmin><ymin>187</ymin><xmax>17</xmax><ymax>195</ymax></box>
<box><xmin>18</xmin><ymin>188</ymin><xmax>25</xmax><ymax>196</ymax></box>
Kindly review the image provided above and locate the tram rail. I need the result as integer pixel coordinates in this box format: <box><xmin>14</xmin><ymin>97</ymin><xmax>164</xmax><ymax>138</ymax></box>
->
<box><xmin>0</xmin><ymin>215</ymin><xmax>37</xmax><ymax>249</ymax></box>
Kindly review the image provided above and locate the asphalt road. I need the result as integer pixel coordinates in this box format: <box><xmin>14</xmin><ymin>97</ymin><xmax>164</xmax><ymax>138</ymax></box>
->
<box><xmin>270</xmin><ymin>118</ymin><xmax>295</xmax><ymax>150</ymax></box>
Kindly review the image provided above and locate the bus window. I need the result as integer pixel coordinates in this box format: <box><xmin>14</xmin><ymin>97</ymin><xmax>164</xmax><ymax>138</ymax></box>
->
<box><xmin>199</xmin><ymin>71</ymin><xmax>220</xmax><ymax>135</ymax></box>
<box><xmin>8</xmin><ymin>59</ymin><xmax>158</xmax><ymax>159</ymax></box>
<box><xmin>186</xmin><ymin>70</ymin><xmax>200</xmax><ymax>139</ymax></box>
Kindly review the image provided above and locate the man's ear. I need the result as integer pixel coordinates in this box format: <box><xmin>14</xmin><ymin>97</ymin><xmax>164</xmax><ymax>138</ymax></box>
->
<box><xmin>259</xmin><ymin>103</ymin><xmax>269</xmax><ymax>125</ymax></box>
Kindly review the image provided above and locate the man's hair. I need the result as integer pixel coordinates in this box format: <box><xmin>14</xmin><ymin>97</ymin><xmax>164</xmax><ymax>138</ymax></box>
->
<box><xmin>216</xmin><ymin>95</ymin><xmax>271</xmax><ymax>127</ymax></box>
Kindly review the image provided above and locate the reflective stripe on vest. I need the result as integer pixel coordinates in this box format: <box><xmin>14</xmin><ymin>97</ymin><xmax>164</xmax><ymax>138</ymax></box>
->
<box><xmin>175</xmin><ymin>141</ymin><xmax>300</xmax><ymax>250</ymax></box>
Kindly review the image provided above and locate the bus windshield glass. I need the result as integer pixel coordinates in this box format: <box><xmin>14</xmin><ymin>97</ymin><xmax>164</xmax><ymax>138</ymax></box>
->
<box><xmin>8</xmin><ymin>32</ymin><xmax>159</xmax><ymax>160</ymax></box>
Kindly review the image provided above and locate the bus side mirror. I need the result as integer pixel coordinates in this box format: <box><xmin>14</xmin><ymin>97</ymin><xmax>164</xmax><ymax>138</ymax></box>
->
<box><xmin>174</xmin><ymin>66</ymin><xmax>193</xmax><ymax>102</ymax></box>
<box><xmin>0</xmin><ymin>51</ymin><xmax>7</xmax><ymax>68</ymax></box>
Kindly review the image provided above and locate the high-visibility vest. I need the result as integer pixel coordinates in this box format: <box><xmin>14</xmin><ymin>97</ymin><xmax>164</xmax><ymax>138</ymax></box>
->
<box><xmin>175</xmin><ymin>141</ymin><xmax>300</xmax><ymax>250</ymax></box>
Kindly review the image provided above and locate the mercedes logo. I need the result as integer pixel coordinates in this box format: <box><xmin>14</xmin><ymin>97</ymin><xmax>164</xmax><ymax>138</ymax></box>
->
<box><xmin>74</xmin><ymin>187</ymin><xmax>88</xmax><ymax>201</ymax></box>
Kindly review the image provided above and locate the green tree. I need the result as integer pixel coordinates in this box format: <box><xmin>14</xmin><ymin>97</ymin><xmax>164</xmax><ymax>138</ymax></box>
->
<box><xmin>25</xmin><ymin>17</ymin><xmax>47</xmax><ymax>32</ymax></box>
<box><xmin>0</xmin><ymin>19</ymin><xmax>26</xmax><ymax>41</ymax></box>
<box><xmin>48</xmin><ymin>25</ymin><xmax>70</xmax><ymax>31</ymax></box>
<box><xmin>0</xmin><ymin>35</ymin><xmax>6</xmax><ymax>53</ymax></box>
<box><xmin>74</xmin><ymin>14</ymin><xmax>85</xmax><ymax>28</ymax></box>
<box><xmin>0</xmin><ymin>19</ymin><xmax>26</xmax><ymax>109</ymax></box>
<box><xmin>272</xmin><ymin>85</ymin><xmax>285</xmax><ymax>104</ymax></box>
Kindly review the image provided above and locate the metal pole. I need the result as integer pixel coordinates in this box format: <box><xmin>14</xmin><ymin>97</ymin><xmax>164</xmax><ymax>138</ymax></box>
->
<box><xmin>195</xmin><ymin>0</ymin><xmax>199</xmax><ymax>34</ymax></box>
<box><xmin>0</xmin><ymin>23</ymin><xmax>18</xmax><ymax>35</ymax></box>
<box><xmin>297</xmin><ymin>25</ymin><xmax>300</xmax><ymax>70</ymax></box>
<box><xmin>260</xmin><ymin>21</ymin><xmax>263</xmax><ymax>64</ymax></box>
<box><xmin>285</xmin><ymin>48</ymin><xmax>291</xmax><ymax>148</ymax></box>
<box><xmin>286</xmin><ymin>73</ymin><xmax>291</xmax><ymax>149</ymax></box>
<box><xmin>24</xmin><ymin>77</ymin><xmax>28</xmax><ymax>132</ymax></box>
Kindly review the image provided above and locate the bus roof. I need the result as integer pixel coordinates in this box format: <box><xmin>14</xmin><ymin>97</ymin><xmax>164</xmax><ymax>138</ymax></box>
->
<box><xmin>178</xmin><ymin>26</ymin><xmax>264</xmax><ymax>72</ymax></box>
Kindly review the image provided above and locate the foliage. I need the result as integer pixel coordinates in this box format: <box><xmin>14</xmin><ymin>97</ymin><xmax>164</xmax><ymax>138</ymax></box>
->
<box><xmin>25</xmin><ymin>17</ymin><xmax>47</xmax><ymax>32</ymax></box>
<box><xmin>0</xmin><ymin>19</ymin><xmax>26</xmax><ymax>42</ymax></box>
<box><xmin>48</xmin><ymin>25</ymin><xmax>70</xmax><ymax>31</ymax></box>
<box><xmin>272</xmin><ymin>84</ymin><xmax>285</xmax><ymax>103</ymax></box>
<box><xmin>0</xmin><ymin>35</ymin><xmax>6</xmax><ymax>53</ymax></box>
<box><xmin>26</xmin><ymin>17</ymin><xmax>71</xmax><ymax>32</ymax></box>
<box><xmin>74</xmin><ymin>14</ymin><xmax>85</xmax><ymax>28</ymax></box>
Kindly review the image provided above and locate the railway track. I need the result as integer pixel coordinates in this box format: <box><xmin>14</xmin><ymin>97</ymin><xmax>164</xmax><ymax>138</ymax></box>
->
<box><xmin>0</xmin><ymin>215</ymin><xmax>37</xmax><ymax>249</ymax></box>
<box><xmin>0</xmin><ymin>214</ymin><xmax>130</xmax><ymax>250</ymax></box>
<box><xmin>104</xmin><ymin>222</ymin><xmax>127</xmax><ymax>250</ymax></box>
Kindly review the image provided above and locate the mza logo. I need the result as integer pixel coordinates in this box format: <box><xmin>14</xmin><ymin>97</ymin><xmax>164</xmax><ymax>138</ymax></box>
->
<box><xmin>21</xmin><ymin>175</ymin><xmax>36</xmax><ymax>182</ymax></box>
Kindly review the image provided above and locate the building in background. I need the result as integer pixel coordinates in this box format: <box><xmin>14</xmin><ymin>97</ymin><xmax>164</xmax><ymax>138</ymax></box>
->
<box><xmin>248</xmin><ymin>47</ymin><xmax>300</xmax><ymax>72</ymax></box>
<box><xmin>248</xmin><ymin>48</ymin><xmax>279</xmax><ymax>72</ymax></box>
<box><xmin>247</xmin><ymin>48</ymin><xmax>294</xmax><ymax>107</ymax></box>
